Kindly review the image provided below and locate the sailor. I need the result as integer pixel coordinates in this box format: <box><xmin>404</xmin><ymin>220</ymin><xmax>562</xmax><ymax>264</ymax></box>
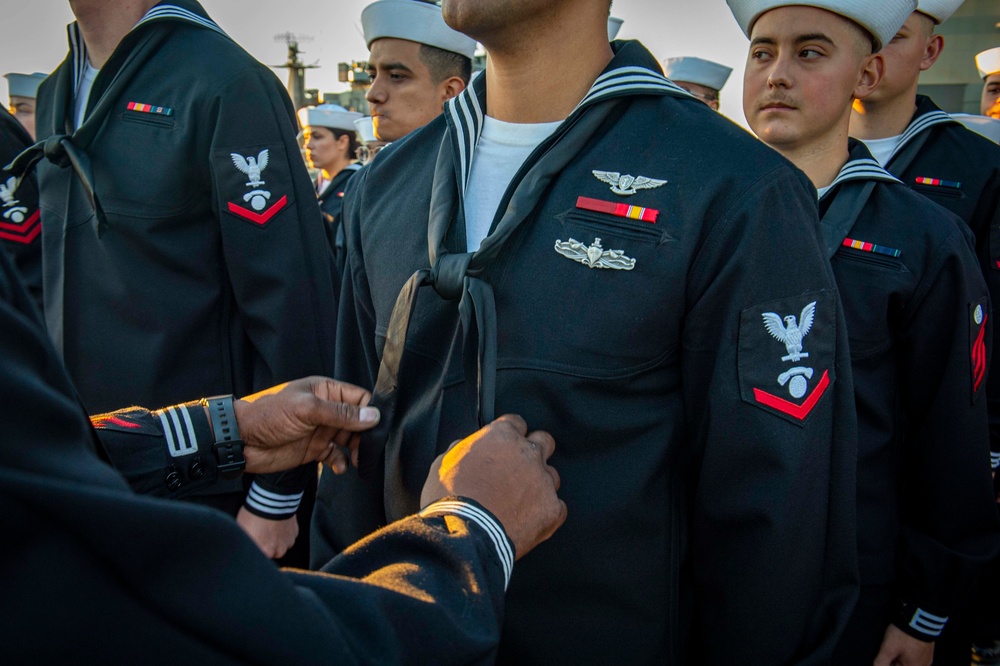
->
<box><xmin>298</xmin><ymin>103</ymin><xmax>363</xmax><ymax>278</ymax></box>
<box><xmin>0</xmin><ymin>235</ymin><xmax>567</xmax><ymax>661</ymax></box>
<box><xmin>734</xmin><ymin>0</ymin><xmax>1000</xmax><ymax>664</ymax></box>
<box><xmin>317</xmin><ymin>0</ymin><xmax>861</xmax><ymax>661</ymax></box>
<box><xmin>360</xmin><ymin>0</ymin><xmax>476</xmax><ymax>142</ymax></box>
<box><xmin>661</xmin><ymin>56</ymin><xmax>732</xmax><ymax>111</ymax></box>
<box><xmin>977</xmin><ymin>47</ymin><xmax>1000</xmax><ymax>120</ymax></box>
<box><xmin>310</xmin><ymin>0</ymin><xmax>477</xmax><ymax>564</ymax></box>
<box><xmin>4</xmin><ymin>72</ymin><xmax>46</xmax><ymax>140</ymax></box>
<box><xmin>353</xmin><ymin>115</ymin><xmax>388</xmax><ymax>164</ymax></box>
<box><xmin>10</xmin><ymin>0</ymin><xmax>340</xmax><ymax>564</ymax></box>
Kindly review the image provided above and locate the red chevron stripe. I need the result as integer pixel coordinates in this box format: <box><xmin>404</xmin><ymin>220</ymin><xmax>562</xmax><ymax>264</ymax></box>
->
<box><xmin>227</xmin><ymin>195</ymin><xmax>288</xmax><ymax>226</ymax></box>
<box><xmin>753</xmin><ymin>370</ymin><xmax>831</xmax><ymax>421</ymax></box>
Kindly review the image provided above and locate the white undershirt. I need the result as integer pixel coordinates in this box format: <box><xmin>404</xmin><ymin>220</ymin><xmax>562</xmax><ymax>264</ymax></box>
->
<box><xmin>74</xmin><ymin>63</ymin><xmax>99</xmax><ymax>130</ymax></box>
<box><xmin>859</xmin><ymin>134</ymin><xmax>904</xmax><ymax>167</ymax></box>
<box><xmin>816</xmin><ymin>185</ymin><xmax>833</xmax><ymax>200</ymax></box>
<box><xmin>463</xmin><ymin>116</ymin><xmax>562</xmax><ymax>252</ymax></box>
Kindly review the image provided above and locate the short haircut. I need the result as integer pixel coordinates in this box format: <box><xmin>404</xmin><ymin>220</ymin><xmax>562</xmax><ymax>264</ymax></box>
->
<box><xmin>330</xmin><ymin>128</ymin><xmax>360</xmax><ymax>160</ymax></box>
<box><xmin>418</xmin><ymin>43</ymin><xmax>472</xmax><ymax>85</ymax></box>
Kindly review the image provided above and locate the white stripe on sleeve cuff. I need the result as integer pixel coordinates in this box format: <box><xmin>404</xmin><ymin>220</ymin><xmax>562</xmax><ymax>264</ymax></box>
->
<box><xmin>245</xmin><ymin>481</ymin><xmax>304</xmax><ymax>517</ymax></box>
<box><xmin>419</xmin><ymin>499</ymin><xmax>514</xmax><ymax>590</ymax></box>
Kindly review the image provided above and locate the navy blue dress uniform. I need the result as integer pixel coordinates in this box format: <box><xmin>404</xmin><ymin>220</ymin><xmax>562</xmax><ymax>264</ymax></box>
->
<box><xmin>867</xmin><ymin>96</ymin><xmax>1000</xmax><ymax>454</ymax></box>
<box><xmin>11</xmin><ymin>1</ymin><xmax>338</xmax><ymax>524</ymax></box>
<box><xmin>318</xmin><ymin>163</ymin><xmax>362</xmax><ymax>279</ymax></box>
<box><xmin>0</xmin><ymin>244</ymin><xmax>514</xmax><ymax>664</ymax></box>
<box><xmin>317</xmin><ymin>40</ymin><xmax>860</xmax><ymax>664</ymax></box>
<box><xmin>818</xmin><ymin>141</ymin><xmax>1000</xmax><ymax>660</ymax></box>
<box><xmin>0</xmin><ymin>106</ymin><xmax>42</xmax><ymax>311</ymax></box>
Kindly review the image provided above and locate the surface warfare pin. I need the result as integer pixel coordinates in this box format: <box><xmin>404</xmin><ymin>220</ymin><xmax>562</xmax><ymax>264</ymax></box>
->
<box><xmin>554</xmin><ymin>237</ymin><xmax>635</xmax><ymax>270</ymax></box>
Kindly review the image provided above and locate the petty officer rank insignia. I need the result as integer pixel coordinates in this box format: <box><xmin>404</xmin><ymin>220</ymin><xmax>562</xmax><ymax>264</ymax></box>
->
<box><xmin>0</xmin><ymin>175</ymin><xmax>40</xmax><ymax>244</ymax></box>
<box><xmin>738</xmin><ymin>292</ymin><xmax>836</xmax><ymax>424</ymax></box>
<box><xmin>970</xmin><ymin>299</ymin><xmax>989</xmax><ymax>403</ymax></box>
<box><xmin>215</xmin><ymin>143</ymin><xmax>292</xmax><ymax>227</ymax></box>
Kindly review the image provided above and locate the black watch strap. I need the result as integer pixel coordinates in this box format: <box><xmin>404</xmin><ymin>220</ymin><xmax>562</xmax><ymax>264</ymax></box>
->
<box><xmin>204</xmin><ymin>395</ymin><xmax>245</xmax><ymax>480</ymax></box>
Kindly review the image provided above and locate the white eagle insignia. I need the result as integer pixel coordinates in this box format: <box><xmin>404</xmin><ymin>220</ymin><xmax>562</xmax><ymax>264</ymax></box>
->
<box><xmin>231</xmin><ymin>149</ymin><xmax>270</xmax><ymax>188</ymax></box>
<box><xmin>554</xmin><ymin>237</ymin><xmax>635</xmax><ymax>270</ymax></box>
<box><xmin>592</xmin><ymin>170</ymin><xmax>667</xmax><ymax>196</ymax></box>
<box><xmin>762</xmin><ymin>301</ymin><xmax>816</xmax><ymax>362</ymax></box>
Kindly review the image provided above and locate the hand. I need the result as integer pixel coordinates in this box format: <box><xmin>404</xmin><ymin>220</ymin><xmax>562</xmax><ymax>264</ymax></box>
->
<box><xmin>873</xmin><ymin>624</ymin><xmax>934</xmax><ymax>666</ymax></box>
<box><xmin>237</xmin><ymin>508</ymin><xmax>299</xmax><ymax>559</ymax></box>
<box><xmin>233</xmin><ymin>377</ymin><xmax>379</xmax><ymax>475</ymax></box>
<box><xmin>420</xmin><ymin>414</ymin><xmax>567</xmax><ymax>560</ymax></box>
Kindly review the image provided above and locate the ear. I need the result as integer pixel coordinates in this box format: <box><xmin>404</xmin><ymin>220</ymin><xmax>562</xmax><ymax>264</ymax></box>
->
<box><xmin>920</xmin><ymin>34</ymin><xmax>944</xmax><ymax>72</ymax></box>
<box><xmin>439</xmin><ymin>76</ymin><xmax>468</xmax><ymax>104</ymax></box>
<box><xmin>855</xmin><ymin>53</ymin><xmax>884</xmax><ymax>101</ymax></box>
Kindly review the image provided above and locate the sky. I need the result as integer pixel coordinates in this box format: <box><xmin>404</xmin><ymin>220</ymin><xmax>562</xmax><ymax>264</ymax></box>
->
<box><xmin>0</xmin><ymin>0</ymin><xmax>754</xmax><ymax>126</ymax></box>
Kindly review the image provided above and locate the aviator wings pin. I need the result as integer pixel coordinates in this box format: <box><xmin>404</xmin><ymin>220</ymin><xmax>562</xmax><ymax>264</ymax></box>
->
<box><xmin>592</xmin><ymin>170</ymin><xmax>667</xmax><ymax>196</ymax></box>
<box><xmin>554</xmin><ymin>237</ymin><xmax>635</xmax><ymax>270</ymax></box>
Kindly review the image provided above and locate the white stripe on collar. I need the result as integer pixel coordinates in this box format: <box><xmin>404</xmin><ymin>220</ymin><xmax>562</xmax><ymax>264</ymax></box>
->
<box><xmin>819</xmin><ymin>157</ymin><xmax>901</xmax><ymax>202</ymax></box>
<box><xmin>887</xmin><ymin>109</ymin><xmax>957</xmax><ymax>164</ymax></box>
<box><xmin>68</xmin><ymin>3</ymin><xmax>226</xmax><ymax>97</ymax></box>
<box><xmin>444</xmin><ymin>63</ymin><xmax>692</xmax><ymax>197</ymax></box>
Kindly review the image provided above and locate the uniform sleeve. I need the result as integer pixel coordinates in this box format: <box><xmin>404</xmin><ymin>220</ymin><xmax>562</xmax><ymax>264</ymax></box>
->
<box><xmin>207</xmin><ymin>66</ymin><xmax>339</xmax><ymax>519</ymax></box>
<box><xmin>90</xmin><ymin>402</ymin><xmax>243</xmax><ymax>499</ymax></box>
<box><xmin>892</xmin><ymin>223</ymin><xmax>1000</xmax><ymax>641</ymax></box>
<box><xmin>683</xmin><ymin>165</ymin><xmax>859</xmax><ymax>664</ymax></box>
<box><xmin>0</xmin><ymin>113</ymin><xmax>44</xmax><ymax>314</ymax></box>
<box><xmin>981</xmin><ymin>171</ymin><xmax>1000</xmax><ymax>461</ymax></box>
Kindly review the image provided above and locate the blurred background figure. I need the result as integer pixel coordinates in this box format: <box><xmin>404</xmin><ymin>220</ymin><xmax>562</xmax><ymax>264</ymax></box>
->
<box><xmin>977</xmin><ymin>47</ymin><xmax>1000</xmax><ymax>120</ymax></box>
<box><xmin>4</xmin><ymin>72</ymin><xmax>46</xmax><ymax>140</ymax></box>
<box><xmin>353</xmin><ymin>116</ymin><xmax>387</xmax><ymax>164</ymax></box>
<box><xmin>661</xmin><ymin>56</ymin><xmax>732</xmax><ymax>111</ymax></box>
<box><xmin>298</xmin><ymin>103</ymin><xmax>362</xmax><ymax>279</ymax></box>
<box><xmin>360</xmin><ymin>0</ymin><xmax>475</xmax><ymax>142</ymax></box>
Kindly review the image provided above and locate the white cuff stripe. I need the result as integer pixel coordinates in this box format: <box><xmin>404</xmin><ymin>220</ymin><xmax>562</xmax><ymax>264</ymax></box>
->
<box><xmin>909</xmin><ymin>608</ymin><xmax>948</xmax><ymax>637</ymax></box>
<box><xmin>157</xmin><ymin>407</ymin><xmax>197</xmax><ymax>458</ymax></box>
<box><xmin>420</xmin><ymin>500</ymin><xmax>514</xmax><ymax>590</ymax></box>
<box><xmin>245</xmin><ymin>496</ymin><xmax>300</xmax><ymax>516</ymax></box>
<box><xmin>991</xmin><ymin>452</ymin><xmax>1000</xmax><ymax>469</ymax></box>
<box><xmin>179</xmin><ymin>405</ymin><xmax>198</xmax><ymax>452</ymax></box>
<box><xmin>248</xmin><ymin>483</ymin><xmax>305</xmax><ymax>502</ymax></box>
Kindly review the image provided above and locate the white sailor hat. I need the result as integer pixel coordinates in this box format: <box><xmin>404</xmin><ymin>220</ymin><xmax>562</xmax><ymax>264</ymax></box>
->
<box><xmin>661</xmin><ymin>57</ymin><xmax>732</xmax><ymax>92</ymax></box>
<box><xmin>608</xmin><ymin>17</ymin><xmax>624</xmax><ymax>40</ymax></box>
<box><xmin>976</xmin><ymin>47</ymin><xmax>1000</xmax><ymax>79</ymax></box>
<box><xmin>361</xmin><ymin>0</ymin><xmax>477</xmax><ymax>59</ymax></box>
<box><xmin>727</xmin><ymin>0</ymin><xmax>917</xmax><ymax>51</ymax></box>
<box><xmin>354</xmin><ymin>116</ymin><xmax>378</xmax><ymax>144</ymax></box>
<box><xmin>4</xmin><ymin>72</ymin><xmax>46</xmax><ymax>99</ymax></box>
<box><xmin>298</xmin><ymin>104</ymin><xmax>363</xmax><ymax>132</ymax></box>
<box><xmin>916</xmin><ymin>0</ymin><xmax>963</xmax><ymax>24</ymax></box>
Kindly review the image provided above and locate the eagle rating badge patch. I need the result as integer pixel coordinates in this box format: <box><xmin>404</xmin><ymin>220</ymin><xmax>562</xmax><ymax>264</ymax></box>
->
<box><xmin>0</xmin><ymin>175</ymin><xmax>40</xmax><ymax>244</ymax></box>
<box><xmin>970</xmin><ymin>299</ymin><xmax>989</xmax><ymax>404</ymax></box>
<box><xmin>739</xmin><ymin>293</ymin><xmax>836</xmax><ymax>425</ymax></box>
<box><xmin>216</xmin><ymin>144</ymin><xmax>291</xmax><ymax>227</ymax></box>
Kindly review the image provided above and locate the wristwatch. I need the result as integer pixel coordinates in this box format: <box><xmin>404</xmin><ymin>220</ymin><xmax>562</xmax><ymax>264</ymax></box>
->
<box><xmin>203</xmin><ymin>395</ymin><xmax>246</xmax><ymax>479</ymax></box>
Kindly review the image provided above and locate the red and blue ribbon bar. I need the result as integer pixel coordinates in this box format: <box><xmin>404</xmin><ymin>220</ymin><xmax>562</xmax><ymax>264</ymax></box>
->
<box><xmin>842</xmin><ymin>237</ymin><xmax>901</xmax><ymax>258</ymax></box>
<box><xmin>915</xmin><ymin>176</ymin><xmax>960</xmax><ymax>189</ymax></box>
<box><xmin>576</xmin><ymin>196</ymin><xmax>658</xmax><ymax>223</ymax></box>
<box><xmin>127</xmin><ymin>101</ymin><xmax>174</xmax><ymax>116</ymax></box>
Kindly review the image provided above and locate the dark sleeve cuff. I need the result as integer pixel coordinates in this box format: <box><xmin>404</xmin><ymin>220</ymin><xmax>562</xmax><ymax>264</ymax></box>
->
<box><xmin>92</xmin><ymin>401</ymin><xmax>242</xmax><ymax>498</ymax></box>
<box><xmin>242</xmin><ymin>479</ymin><xmax>304</xmax><ymax>519</ymax></box>
<box><xmin>893</xmin><ymin>599</ymin><xmax>948</xmax><ymax>641</ymax></box>
<box><xmin>419</xmin><ymin>496</ymin><xmax>515</xmax><ymax>589</ymax></box>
